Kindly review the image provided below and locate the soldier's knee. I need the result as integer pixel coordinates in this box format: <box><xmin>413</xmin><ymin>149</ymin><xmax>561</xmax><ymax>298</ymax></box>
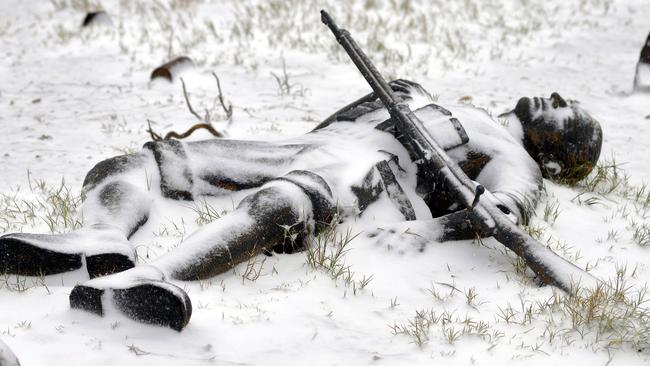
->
<box><xmin>242</xmin><ymin>185</ymin><xmax>304</xmax><ymax>227</ymax></box>
<box><xmin>96</xmin><ymin>181</ymin><xmax>139</xmax><ymax>211</ymax></box>
<box><xmin>240</xmin><ymin>170</ymin><xmax>335</xmax><ymax>228</ymax></box>
<box><xmin>83</xmin><ymin>180</ymin><xmax>151</xmax><ymax>214</ymax></box>
<box><xmin>82</xmin><ymin>152</ymin><xmax>151</xmax><ymax>194</ymax></box>
<box><xmin>240</xmin><ymin>170</ymin><xmax>335</xmax><ymax>255</ymax></box>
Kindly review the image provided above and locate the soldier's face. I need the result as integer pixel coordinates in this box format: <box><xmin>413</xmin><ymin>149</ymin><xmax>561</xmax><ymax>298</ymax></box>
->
<box><xmin>514</xmin><ymin>92</ymin><xmax>585</xmax><ymax>129</ymax></box>
<box><xmin>512</xmin><ymin>92</ymin><xmax>602</xmax><ymax>183</ymax></box>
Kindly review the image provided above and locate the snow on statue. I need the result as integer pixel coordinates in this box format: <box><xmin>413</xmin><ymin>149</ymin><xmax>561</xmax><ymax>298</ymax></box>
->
<box><xmin>0</xmin><ymin>79</ymin><xmax>602</xmax><ymax>331</ymax></box>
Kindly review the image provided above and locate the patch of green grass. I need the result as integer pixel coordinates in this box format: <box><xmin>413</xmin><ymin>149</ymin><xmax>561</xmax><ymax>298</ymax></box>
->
<box><xmin>0</xmin><ymin>172</ymin><xmax>82</xmax><ymax>233</ymax></box>
<box><xmin>392</xmin><ymin>268</ymin><xmax>650</xmax><ymax>354</ymax></box>
<box><xmin>189</xmin><ymin>198</ymin><xmax>225</xmax><ymax>226</ymax></box>
<box><xmin>305</xmin><ymin>214</ymin><xmax>373</xmax><ymax>294</ymax></box>
<box><xmin>390</xmin><ymin>308</ymin><xmax>499</xmax><ymax>348</ymax></box>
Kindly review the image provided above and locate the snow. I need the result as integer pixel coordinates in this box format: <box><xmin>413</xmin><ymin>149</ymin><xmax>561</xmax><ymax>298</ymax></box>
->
<box><xmin>154</xmin><ymin>209</ymin><xmax>256</xmax><ymax>277</ymax></box>
<box><xmin>526</xmin><ymin>97</ymin><xmax>585</xmax><ymax>130</ymax></box>
<box><xmin>415</xmin><ymin>105</ymin><xmax>469</xmax><ymax>150</ymax></box>
<box><xmin>0</xmin><ymin>337</ymin><xmax>20</xmax><ymax>366</ymax></box>
<box><xmin>445</xmin><ymin>102</ymin><xmax>542</xmax><ymax>223</ymax></box>
<box><xmin>85</xmin><ymin>264</ymin><xmax>165</xmax><ymax>289</ymax></box>
<box><xmin>1</xmin><ymin>0</ymin><xmax>650</xmax><ymax>365</ymax></box>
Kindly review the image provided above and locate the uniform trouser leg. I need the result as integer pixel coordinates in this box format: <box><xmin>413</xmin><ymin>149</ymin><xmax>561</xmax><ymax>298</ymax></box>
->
<box><xmin>0</xmin><ymin>138</ymin><xmax>310</xmax><ymax>277</ymax></box>
<box><xmin>69</xmin><ymin>170</ymin><xmax>335</xmax><ymax>331</ymax></box>
<box><xmin>80</xmin><ymin>150</ymin><xmax>158</xmax><ymax>238</ymax></box>
<box><xmin>0</xmin><ymin>150</ymin><xmax>157</xmax><ymax>278</ymax></box>
<box><xmin>81</xmin><ymin>139</ymin><xmax>308</xmax><ymax>235</ymax></box>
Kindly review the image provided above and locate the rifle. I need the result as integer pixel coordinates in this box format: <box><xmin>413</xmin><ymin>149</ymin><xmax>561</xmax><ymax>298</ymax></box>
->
<box><xmin>320</xmin><ymin>10</ymin><xmax>598</xmax><ymax>291</ymax></box>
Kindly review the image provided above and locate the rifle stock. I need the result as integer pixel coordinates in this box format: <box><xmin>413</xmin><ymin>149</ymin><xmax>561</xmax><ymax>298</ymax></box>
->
<box><xmin>321</xmin><ymin>10</ymin><xmax>598</xmax><ymax>291</ymax></box>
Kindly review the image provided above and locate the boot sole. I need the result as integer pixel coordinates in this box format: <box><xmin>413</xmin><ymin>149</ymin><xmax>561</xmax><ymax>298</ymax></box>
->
<box><xmin>70</xmin><ymin>281</ymin><xmax>192</xmax><ymax>331</ymax></box>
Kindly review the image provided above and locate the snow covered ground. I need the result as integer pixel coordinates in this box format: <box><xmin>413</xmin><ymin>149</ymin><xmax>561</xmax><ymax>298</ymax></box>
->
<box><xmin>1</xmin><ymin>0</ymin><xmax>649</xmax><ymax>365</ymax></box>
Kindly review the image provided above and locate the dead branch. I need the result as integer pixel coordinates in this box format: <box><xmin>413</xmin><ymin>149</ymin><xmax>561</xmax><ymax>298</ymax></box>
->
<box><xmin>167</xmin><ymin>29</ymin><xmax>174</xmax><ymax>59</ymax></box>
<box><xmin>147</xmin><ymin>74</ymin><xmax>231</xmax><ymax>141</ymax></box>
<box><xmin>212</xmin><ymin>72</ymin><xmax>233</xmax><ymax>121</ymax></box>
<box><xmin>146</xmin><ymin>119</ymin><xmax>223</xmax><ymax>141</ymax></box>
<box><xmin>146</xmin><ymin>119</ymin><xmax>163</xmax><ymax>141</ymax></box>
<box><xmin>163</xmin><ymin>123</ymin><xmax>223</xmax><ymax>139</ymax></box>
<box><xmin>180</xmin><ymin>77</ymin><xmax>204</xmax><ymax>122</ymax></box>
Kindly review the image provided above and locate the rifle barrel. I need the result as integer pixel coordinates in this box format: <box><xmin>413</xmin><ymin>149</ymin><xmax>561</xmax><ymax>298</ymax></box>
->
<box><xmin>320</xmin><ymin>11</ymin><xmax>397</xmax><ymax>107</ymax></box>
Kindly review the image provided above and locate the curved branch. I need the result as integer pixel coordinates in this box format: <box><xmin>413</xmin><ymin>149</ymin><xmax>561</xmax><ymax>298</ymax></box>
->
<box><xmin>163</xmin><ymin>123</ymin><xmax>224</xmax><ymax>140</ymax></box>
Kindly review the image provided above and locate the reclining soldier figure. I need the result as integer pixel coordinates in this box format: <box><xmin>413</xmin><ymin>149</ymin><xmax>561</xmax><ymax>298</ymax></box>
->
<box><xmin>0</xmin><ymin>79</ymin><xmax>602</xmax><ymax>331</ymax></box>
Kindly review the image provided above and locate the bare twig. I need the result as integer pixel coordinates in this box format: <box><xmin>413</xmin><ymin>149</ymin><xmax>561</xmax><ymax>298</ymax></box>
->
<box><xmin>270</xmin><ymin>58</ymin><xmax>292</xmax><ymax>95</ymax></box>
<box><xmin>212</xmin><ymin>72</ymin><xmax>233</xmax><ymax>121</ymax></box>
<box><xmin>163</xmin><ymin>123</ymin><xmax>223</xmax><ymax>139</ymax></box>
<box><xmin>167</xmin><ymin>29</ymin><xmax>174</xmax><ymax>59</ymax></box>
<box><xmin>128</xmin><ymin>344</ymin><xmax>150</xmax><ymax>356</ymax></box>
<box><xmin>127</xmin><ymin>344</ymin><xmax>216</xmax><ymax>361</ymax></box>
<box><xmin>270</xmin><ymin>57</ymin><xmax>307</xmax><ymax>97</ymax></box>
<box><xmin>147</xmin><ymin>119</ymin><xmax>223</xmax><ymax>141</ymax></box>
<box><xmin>147</xmin><ymin>74</ymin><xmax>231</xmax><ymax>141</ymax></box>
<box><xmin>242</xmin><ymin>254</ymin><xmax>266</xmax><ymax>283</ymax></box>
<box><xmin>146</xmin><ymin>119</ymin><xmax>163</xmax><ymax>141</ymax></box>
<box><xmin>180</xmin><ymin>77</ymin><xmax>204</xmax><ymax>122</ymax></box>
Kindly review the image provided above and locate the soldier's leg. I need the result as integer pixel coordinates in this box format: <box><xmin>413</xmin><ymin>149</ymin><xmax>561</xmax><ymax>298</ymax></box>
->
<box><xmin>157</xmin><ymin>169</ymin><xmax>334</xmax><ymax>280</ymax></box>
<box><xmin>0</xmin><ymin>139</ymin><xmax>308</xmax><ymax>278</ymax></box>
<box><xmin>69</xmin><ymin>170</ymin><xmax>335</xmax><ymax>331</ymax></box>
<box><xmin>0</xmin><ymin>149</ymin><xmax>157</xmax><ymax>278</ymax></box>
<box><xmin>181</xmin><ymin>139</ymin><xmax>314</xmax><ymax>196</ymax></box>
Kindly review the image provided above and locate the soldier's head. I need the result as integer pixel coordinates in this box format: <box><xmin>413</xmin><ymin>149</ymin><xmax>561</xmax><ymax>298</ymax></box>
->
<box><xmin>506</xmin><ymin>93</ymin><xmax>603</xmax><ymax>183</ymax></box>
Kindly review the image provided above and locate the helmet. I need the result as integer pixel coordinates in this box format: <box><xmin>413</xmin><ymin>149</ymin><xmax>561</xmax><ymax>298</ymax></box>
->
<box><xmin>512</xmin><ymin>92</ymin><xmax>603</xmax><ymax>183</ymax></box>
